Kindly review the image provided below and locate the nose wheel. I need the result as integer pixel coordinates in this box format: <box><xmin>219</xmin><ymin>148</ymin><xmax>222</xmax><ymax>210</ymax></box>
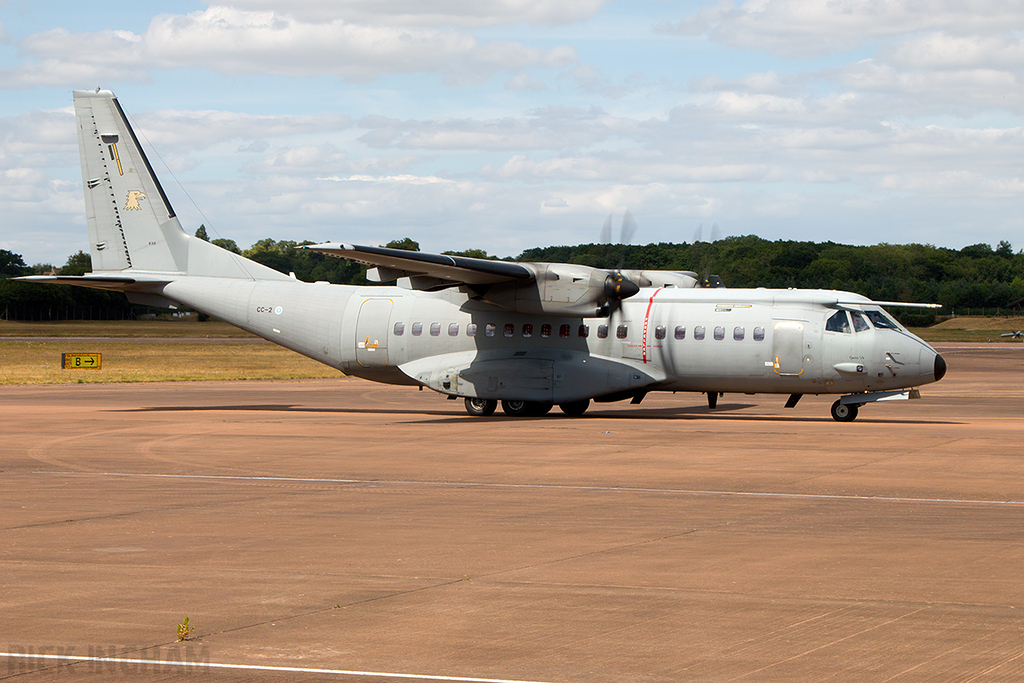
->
<box><xmin>830</xmin><ymin>400</ymin><xmax>859</xmax><ymax>422</ymax></box>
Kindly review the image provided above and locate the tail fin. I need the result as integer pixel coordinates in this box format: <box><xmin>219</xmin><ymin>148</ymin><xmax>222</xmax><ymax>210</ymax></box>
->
<box><xmin>73</xmin><ymin>89</ymin><xmax>288</xmax><ymax>281</ymax></box>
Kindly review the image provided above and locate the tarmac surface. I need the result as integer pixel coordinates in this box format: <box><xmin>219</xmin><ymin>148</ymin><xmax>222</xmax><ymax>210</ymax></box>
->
<box><xmin>1</xmin><ymin>342</ymin><xmax>1022</xmax><ymax>682</ymax></box>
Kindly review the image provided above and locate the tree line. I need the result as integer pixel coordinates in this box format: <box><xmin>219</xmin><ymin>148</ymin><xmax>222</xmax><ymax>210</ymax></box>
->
<box><xmin>3</xmin><ymin>230</ymin><xmax>1023</xmax><ymax>324</ymax></box>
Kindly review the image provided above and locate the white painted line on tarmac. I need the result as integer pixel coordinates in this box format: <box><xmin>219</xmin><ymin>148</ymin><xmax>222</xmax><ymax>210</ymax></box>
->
<box><xmin>35</xmin><ymin>471</ymin><xmax>1024</xmax><ymax>507</ymax></box>
<box><xmin>0</xmin><ymin>652</ymin><xmax>557</xmax><ymax>683</ymax></box>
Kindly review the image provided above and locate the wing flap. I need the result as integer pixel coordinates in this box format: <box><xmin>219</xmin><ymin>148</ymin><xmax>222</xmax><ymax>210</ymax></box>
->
<box><xmin>301</xmin><ymin>243</ymin><xmax>533</xmax><ymax>287</ymax></box>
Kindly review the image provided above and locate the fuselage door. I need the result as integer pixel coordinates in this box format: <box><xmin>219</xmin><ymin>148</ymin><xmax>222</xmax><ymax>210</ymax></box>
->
<box><xmin>772</xmin><ymin>320</ymin><xmax>805</xmax><ymax>376</ymax></box>
<box><xmin>355</xmin><ymin>298</ymin><xmax>393</xmax><ymax>367</ymax></box>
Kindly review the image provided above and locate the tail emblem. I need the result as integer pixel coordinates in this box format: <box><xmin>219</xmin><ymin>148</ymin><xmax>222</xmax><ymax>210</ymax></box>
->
<box><xmin>124</xmin><ymin>190</ymin><xmax>147</xmax><ymax>211</ymax></box>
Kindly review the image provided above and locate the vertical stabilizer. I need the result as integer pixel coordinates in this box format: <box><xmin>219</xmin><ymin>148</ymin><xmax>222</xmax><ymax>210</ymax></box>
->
<box><xmin>75</xmin><ymin>89</ymin><xmax>189</xmax><ymax>273</ymax></box>
<box><xmin>72</xmin><ymin>89</ymin><xmax>290</xmax><ymax>281</ymax></box>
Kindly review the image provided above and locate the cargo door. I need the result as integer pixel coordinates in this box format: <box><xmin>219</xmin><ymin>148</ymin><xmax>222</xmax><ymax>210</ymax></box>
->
<box><xmin>772</xmin><ymin>320</ymin><xmax>805</xmax><ymax>376</ymax></box>
<box><xmin>355</xmin><ymin>298</ymin><xmax>392</xmax><ymax>367</ymax></box>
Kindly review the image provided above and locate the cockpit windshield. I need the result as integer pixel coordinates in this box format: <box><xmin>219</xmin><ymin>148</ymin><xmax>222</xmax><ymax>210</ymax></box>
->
<box><xmin>863</xmin><ymin>309</ymin><xmax>901</xmax><ymax>330</ymax></box>
<box><xmin>850</xmin><ymin>311</ymin><xmax>870</xmax><ymax>332</ymax></box>
<box><xmin>826</xmin><ymin>310</ymin><xmax>851</xmax><ymax>333</ymax></box>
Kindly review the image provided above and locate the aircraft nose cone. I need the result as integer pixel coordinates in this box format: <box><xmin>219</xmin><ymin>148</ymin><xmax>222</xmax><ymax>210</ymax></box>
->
<box><xmin>934</xmin><ymin>353</ymin><xmax>947</xmax><ymax>382</ymax></box>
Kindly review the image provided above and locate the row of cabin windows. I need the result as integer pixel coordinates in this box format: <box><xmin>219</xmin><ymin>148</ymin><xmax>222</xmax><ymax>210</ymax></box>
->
<box><xmin>393</xmin><ymin>321</ymin><xmax>767</xmax><ymax>342</ymax></box>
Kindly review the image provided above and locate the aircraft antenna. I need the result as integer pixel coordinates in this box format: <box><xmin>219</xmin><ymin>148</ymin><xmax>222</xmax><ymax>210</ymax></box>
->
<box><xmin>125</xmin><ymin>109</ymin><xmax>267</xmax><ymax>281</ymax></box>
<box><xmin>124</xmin><ymin>110</ymin><xmax>223</xmax><ymax>242</ymax></box>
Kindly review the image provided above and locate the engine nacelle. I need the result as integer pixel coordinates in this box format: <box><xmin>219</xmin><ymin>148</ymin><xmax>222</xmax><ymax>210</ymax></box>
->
<box><xmin>620</xmin><ymin>269</ymin><xmax>700</xmax><ymax>289</ymax></box>
<box><xmin>477</xmin><ymin>264</ymin><xmax>700</xmax><ymax>317</ymax></box>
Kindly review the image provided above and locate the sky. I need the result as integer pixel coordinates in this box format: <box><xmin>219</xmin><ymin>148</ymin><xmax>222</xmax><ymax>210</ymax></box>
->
<box><xmin>1</xmin><ymin>0</ymin><xmax>1023</xmax><ymax>267</ymax></box>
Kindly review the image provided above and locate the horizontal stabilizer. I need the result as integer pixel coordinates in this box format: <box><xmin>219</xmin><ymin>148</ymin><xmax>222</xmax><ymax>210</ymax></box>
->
<box><xmin>14</xmin><ymin>274</ymin><xmax>169</xmax><ymax>291</ymax></box>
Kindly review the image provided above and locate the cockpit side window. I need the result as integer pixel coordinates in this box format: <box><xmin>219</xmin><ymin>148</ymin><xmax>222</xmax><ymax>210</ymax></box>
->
<box><xmin>851</xmin><ymin>311</ymin><xmax>870</xmax><ymax>332</ymax></box>
<box><xmin>863</xmin><ymin>309</ymin><xmax>899</xmax><ymax>330</ymax></box>
<box><xmin>826</xmin><ymin>311</ymin><xmax>851</xmax><ymax>334</ymax></box>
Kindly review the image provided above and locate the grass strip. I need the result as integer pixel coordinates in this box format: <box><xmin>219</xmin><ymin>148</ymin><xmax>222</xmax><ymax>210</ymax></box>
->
<box><xmin>0</xmin><ymin>341</ymin><xmax>339</xmax><ymax>385</ymax></box>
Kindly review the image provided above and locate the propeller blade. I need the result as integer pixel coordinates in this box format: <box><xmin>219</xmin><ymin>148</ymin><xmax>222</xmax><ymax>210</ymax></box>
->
<box><xmin>620</xmin><ymin>209</ymin><xmax>637</xmax><ymax>245</ymax></box>
<box><xmin>600</xmin><ymin>213</ymin><xmax>613</xmax><ymax>244</ymax></box>
<box><xmin>693</xmin><ymin>222</ymin><xmax>703</xmax><ymax>243</ymax></box>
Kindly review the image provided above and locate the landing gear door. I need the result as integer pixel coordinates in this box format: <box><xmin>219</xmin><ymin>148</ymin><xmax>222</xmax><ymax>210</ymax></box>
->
<box><xmin>355</xmin><ymin>298</ymin><xmax>393</xmax><ymax>367</ymax></box>
<box><xmin>772</xmin><ymin>321</ymin><xmax>805</xmax><ymax>376</ymax></box>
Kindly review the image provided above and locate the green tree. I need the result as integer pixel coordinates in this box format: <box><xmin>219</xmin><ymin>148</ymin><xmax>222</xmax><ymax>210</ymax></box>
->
<box><xmin>0</xmin><ymin>249</ymin><xmax>29</xmax><ymax>277</ymax></box>
<box><xmin>211</xmin><ymin>238</ymin><xmax>241</xmax><ymax>254</ymax></box>
<box><xmin>62</xmin><ymin>251</ymin><xmax>92</xmax><ymax>276</ymax></box>
<box><xmin>195</xmin><ymin>225</ymin><xmax>210</xmax><ymax>241</ymax></box>
<box><xmin>443</xmin><ymin>248</ymin><xmax>495</xmax><ymax>260</ymax></box>
<box><xmin>385</xmin><ymin>237</ymin><xmax>420</xmax><ymax>251</ymax></box>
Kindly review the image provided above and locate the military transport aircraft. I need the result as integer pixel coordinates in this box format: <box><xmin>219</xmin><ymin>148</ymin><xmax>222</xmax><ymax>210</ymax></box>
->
<box><xmin>17</xmin><ymin>89</ymin><xmax>947</xmax><ymax>421</ymax></box>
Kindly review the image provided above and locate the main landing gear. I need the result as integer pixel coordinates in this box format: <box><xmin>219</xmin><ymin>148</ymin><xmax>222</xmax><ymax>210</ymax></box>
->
<box><xmin>830</xmin><ymin>400</ymin><xmax>859</xmax><ymax>422</ymax></box>
<box><xmin>463</xmin><ymin>398</ymin><xmax>590</xmax><ymax>417</ymax></box>
<box><xmin>464</xmin><ymin>397</ymin><xmax>497</xmax><ymax>416</ymax></box>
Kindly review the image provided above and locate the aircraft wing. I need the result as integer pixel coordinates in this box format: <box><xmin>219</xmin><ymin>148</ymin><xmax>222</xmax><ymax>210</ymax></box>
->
<box><xmin>301</xmin><ymin>243</ymin><xmax>534</xmax><ymax>289</ymax></box>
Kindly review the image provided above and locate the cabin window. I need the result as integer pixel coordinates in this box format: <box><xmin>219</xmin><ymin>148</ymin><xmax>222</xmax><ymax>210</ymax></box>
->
<box><xmin>430</xmin><ymin>322</ymin><xmax>441</xmax><ymax>336</ymax></box>
<box><xmin>412</xmin><ymin>322</ymin><xmax>423</xmax><ymax>336</ymax></box>
<box><xmin>713</xmin><ymin>326</ymin><xmax>725</xmax><ymax>341</ymax></box>
<box><xmin>579</xmin><ymin>324</ymin><xmax>589</xmax><ymax>338</ymax></box>
<box><xmin>851</xmin><ymin>311</ymin><xmax>870</xmax><ymax>332</ymax></box>
<box><xmin>655</xmin><ymin>325</ymin><xmax>666</xmax><ymax>340</ymax></box>
<box><xmin>694</xmin><ymin>325</ymin><xmax>706</xmax><ymax>340</ymax></box>
<box><xmin>541</xmin><ymin>324</ymin><xmax>552</xmax><ymax>338</ymax></box>
<box><xmin>467</xmin><ymin>323</ymin><xmax>478</xmax><ymax>337</ymax></box>
<box><xmin>448</xmin><ymin>323</ymin><xmax>459</xmax><ymax>337</ymax></box>
<box><xmin>560</xmin><ymin>324</ymin><xmax>571</xmax><ymax>338</ymax></box>
<box><xmin>616</xmin><ymin>325</ymin><xmax>628</xmax><ymax>339</ymax></box>
<box><xmin>674</xmin><ymin>325</ymin><xmax>686</xmax><ymax>340</ymax></box>
<box><xmin>485</xmin><ymin>323</ymin><xmax>496</xmax><ymax>337</ymax></box>
<box><xmin>597</xmin><ymin>324</ymin><xmax>609</xmax><ymax>339</ymax></box>
<box><xmin>826</xmin><ymin>311</ymin><xmax>851</xmax><ymax>333</ymax></box>
<box><xmin>522</xmin><ymin>323</ymin><xmax>533</xmax><ymax>338</ymax></box>
<box><xmin>393</xmin><ymin>322</ymin><xmax>405</xmax><ymax>336</ymax></box>
<box><xmin>733</xmin><ymin>326</ymin><xmax>745</xmax><ymax>341</ymax></box>
<box><xmin>504</xmin><ymin>323</ymin><xmax>515</xmax><ymax>337</ymax></box>
<box><xmin>753</xmin><ymin>326</ymin><xmax>765</xmax><ymax>342</ymax></box>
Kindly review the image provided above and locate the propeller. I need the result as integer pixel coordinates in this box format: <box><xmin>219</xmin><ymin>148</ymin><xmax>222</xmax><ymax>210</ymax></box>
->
<box><xmin>598</xmin><ymin>209</ymin><xmax>641</xmax><ymax>315</ymax></box>
<box><xmin>604</xmin><ymin>271</ymin><xmax>640</xmax><ymax>302</ymax></box>
<box><xmin>693</xmin><ymin>221</ymin><xmax>726</xmax><ymax>287</ymax></box>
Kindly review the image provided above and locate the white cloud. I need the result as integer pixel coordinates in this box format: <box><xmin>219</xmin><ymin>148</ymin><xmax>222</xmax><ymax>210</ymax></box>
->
<box><xmin>505</xmin><ymin>70</ymin><xmax>548</xmax><ymax>90</ymax></box>
<box><xmin>663</xmin><ymin>0</ymin><xmax>1024</xmax><ymax>58</ymax></box>
<box><xmin>250</xmin><ymin>144</ymin><xmax>433</xmax><ymax>175</ymax></box>
<box><xmin>131</xmin><ymin>109</ymin><xmax>354</xmax><ymax>151</ymax></box>
<box><xmin>355</xmin><ymin>108</ymin><xmax>630</xmax><ymax>151</ymax></box>
<box><xmin>3</xmin><ymin>6</ymin><xmax>579</xmax><ymax>87</ymax></box>
<box><xmin>563</xmin><ymin>64</ymin><xmax>644</xmax><ymax>99</ymax></box>
<box><xmin>887</xmin><ymin>33</ymin><xmax>1024</xmax><ymax>70</ymax></box>
<box><xmin>0</xmin><ymin>108</ymin><xmax>75</xmax><ymax>164</ymax></box>
<box><xmin>218</xmin><ymin>0</ymin><xmax>608</xmax><ymax>27</ymax></box>
<box><xmin>7</xmin><ymin>1</ymin><xmax>1024</xmax><ymax>263</ymax></box>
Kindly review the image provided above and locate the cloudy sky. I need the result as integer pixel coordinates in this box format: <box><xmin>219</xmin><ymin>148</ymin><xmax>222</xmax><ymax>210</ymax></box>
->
<box><xmin>2</xmin><ymin>0</ymin><xmax>1022</xmax><ymax>266</ymax></box>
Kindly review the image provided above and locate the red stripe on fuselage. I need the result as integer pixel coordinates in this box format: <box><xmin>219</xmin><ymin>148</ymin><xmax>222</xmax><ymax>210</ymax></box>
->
<box><xmin>641</xmin><ymin>288</ymin><xmax>662</xmax><ymax>364</ymax></box>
